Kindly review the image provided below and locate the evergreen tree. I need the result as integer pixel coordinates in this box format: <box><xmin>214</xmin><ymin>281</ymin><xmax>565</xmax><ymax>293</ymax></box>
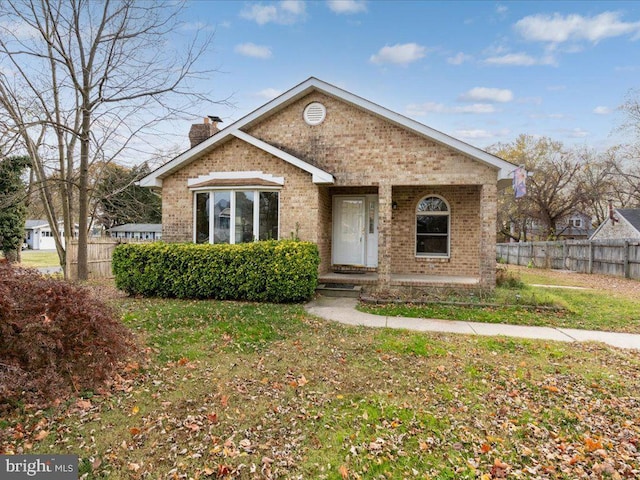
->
<box><xmin>93</xmin><ymin>163</ymin><xmax>161</xmax><ymax>230</ymax></box>
<box><xmin>0</xmin><ymin>155</ymin><xmax>30</xmax><ymax>262</ymax></box>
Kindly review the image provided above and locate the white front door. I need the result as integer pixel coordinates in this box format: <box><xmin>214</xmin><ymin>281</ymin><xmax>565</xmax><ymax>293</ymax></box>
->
<box><xmin>332</xmin><ymin>195</ymin><xmax>378</xmax><ymax>267</ymax></box>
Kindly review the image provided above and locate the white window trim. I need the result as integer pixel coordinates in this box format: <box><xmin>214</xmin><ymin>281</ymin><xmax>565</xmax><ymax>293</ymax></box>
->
<box><xmin>415</xmin><ymin>194</ymin><xmax>451</xmax><ymax>259</ymax></box>
<box><xmin>193</xmin><ymin>189</ymin><xmax>280</xmax><ymax>244</ymax></box>
<box><xmin>188</xmin><ymin>170</ymin><xmax>284</xmax><ymax>187</ymax></box>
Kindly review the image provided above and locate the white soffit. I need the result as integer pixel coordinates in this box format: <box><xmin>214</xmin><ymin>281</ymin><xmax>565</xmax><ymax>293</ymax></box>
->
<box><xmin>187</xmin><ymin>171</ymin><xmax>284</xmax><ymax>187</ymax></box>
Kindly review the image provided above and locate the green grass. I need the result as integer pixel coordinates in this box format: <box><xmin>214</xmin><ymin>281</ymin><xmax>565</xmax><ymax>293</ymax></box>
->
<box><xmin>19</xmin><ymin>250</ymin><xmax>61</xmax><ymax>268</ymax></box>
<box><xmin>2</xmin><ymin>294</ymin><xmax>640</xmax><ymax>479</ymax></box>
<box><xmin>359</xmin><ymin>271</ymin><xmax>640</xmax><ymax>333</ymax></box>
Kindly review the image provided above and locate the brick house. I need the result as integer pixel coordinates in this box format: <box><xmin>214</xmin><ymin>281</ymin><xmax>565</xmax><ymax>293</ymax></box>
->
<box><xmin>139</xmin><ymin>78</ymin><xmax>515</xmax><ymax>292</ymax></box>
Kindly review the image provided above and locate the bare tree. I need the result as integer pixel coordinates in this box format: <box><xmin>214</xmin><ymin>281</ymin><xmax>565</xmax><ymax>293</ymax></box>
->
<box><xmin>620</xmin><ymin>88</ymin><xmax>640</xmax><ymax>141</ymax></box>
<box><xmin>490</xmin><ymin>135</ymin><xmax>586</xmax><ymax>240</ymax></box>
<box><xmin>0</xmin><ymin>0</ymin><xmax>221</xmax><ymax>279</ymax></box>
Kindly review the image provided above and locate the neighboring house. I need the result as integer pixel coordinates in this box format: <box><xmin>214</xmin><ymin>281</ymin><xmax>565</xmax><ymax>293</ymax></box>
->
<box><xmin>24</xmin><ymin>219</ymin><xmax>76</xmax><ymax>250</ymax></box>
<box><xmin>139</xmin><ymin>77</ymin><xmax>514</xmax><ymax>291</ymax></box>
<box><xmin>527</xmin><ymin>212</ymin><xmax>594</xmax><ymax>241</ymax></box>
<box><xmin>107</xmin><ymin>223</ymin><xmax>162</xmax><ymax>241</ymax></box>
<box><xmin>559</xmin><ymin>212</ymin><xmax>594</xmax><ymax>239</ymax></box>
<box><xmin>590</xmin><ymin>208</ymin><xmax>640</xmax><ymax>240</ymax></box>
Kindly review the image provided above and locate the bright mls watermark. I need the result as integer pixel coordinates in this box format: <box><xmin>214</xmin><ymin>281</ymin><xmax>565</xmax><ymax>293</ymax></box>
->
<box><xmin>1</xmin><ymin>455</ymin><xmax>78</xmax><ymax>479</ymax></box>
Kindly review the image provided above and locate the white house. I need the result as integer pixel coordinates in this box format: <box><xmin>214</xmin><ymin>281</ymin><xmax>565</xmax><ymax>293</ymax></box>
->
<box><xmin>107</xmin><ymin>223</ymin><xmax>162</xmax><ymax>241</ymax></box>
<box><xmin>24</xmin><ymin>219</ymin><xmax>67</xmax><ymax>250</ymax></box>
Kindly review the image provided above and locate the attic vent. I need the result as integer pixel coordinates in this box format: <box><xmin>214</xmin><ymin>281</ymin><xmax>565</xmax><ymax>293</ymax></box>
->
<box><xmin>303</xmin><ymin>102</ymin><xmax>326</xmax><ymax>126</ymax></box>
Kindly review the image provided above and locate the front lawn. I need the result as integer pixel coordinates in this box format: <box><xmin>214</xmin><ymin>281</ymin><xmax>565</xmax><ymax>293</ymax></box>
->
<box><xmin>360</xmin><ymin>267</ymin><xmax>640</xmax><ymax>333</ymax></box>
<box><xmin>2</xmin><ymin>296</ymin><xmax>639</xmax><ymax>478</ymax></box>
<box><xmin>19</xmin><ymin>250</ymin><xmax>61</xmax><ymax>268</ymax></box>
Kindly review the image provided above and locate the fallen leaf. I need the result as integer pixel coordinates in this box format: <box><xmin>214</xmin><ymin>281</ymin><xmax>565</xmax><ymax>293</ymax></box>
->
<box><xmin>128</xmin><ymin>463</ymin><xmax>140</xmax><ymax>472</ymax></box>
<box><xmin>338</xmin><ymin>463</ymin><xmax>349</xmax><ymax>479</ymax></box>
<box><xmin>129</xmin><ymin>427</ymin><xmax>141</xmax><ymax>436</ymax></box>
<box><xmin>76</xmin><ymin>399</ymin><xmax>92</xmax><ymax>410</ymax></box>
<box><xmin>207</xmin><ymin>413</ymin><xmax>218</xmax><ymax>424</ymax></box>
<box><xmin>481</xmin><ymin>443</ymin><xmax>491</xmax><ymax>454</ymax></box>
<box><xmin>585</xmin><ymin>437</ymin><xmax>604</xmax><ymax>452</ymax></box>
<box><xmin>131</xmin><ymin>406</ymin><xmax>140</xmax><ymax>415</ymax></box>
<box><xmin>34</xmin><ymin>430</ymin><xmax>49</xmax><ymax>441</ymax></box>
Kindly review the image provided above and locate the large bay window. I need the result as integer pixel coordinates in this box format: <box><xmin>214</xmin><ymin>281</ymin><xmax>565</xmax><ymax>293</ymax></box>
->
<box><xmin>416</xmin><ymin>195</ymin><xmax>450</xmax><ymax>257</ymax></box>
<box><xmin>194</xmin><ymin>189</ymin><xmax>279</xmax><ymax>244</ymax></box>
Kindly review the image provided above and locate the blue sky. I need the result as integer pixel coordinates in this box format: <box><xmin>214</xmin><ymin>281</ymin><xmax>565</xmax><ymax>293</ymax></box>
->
<box><xmin>176</xmin><ymin>0</ymin><xmax>640</xmax><ymax>152</ymax></box>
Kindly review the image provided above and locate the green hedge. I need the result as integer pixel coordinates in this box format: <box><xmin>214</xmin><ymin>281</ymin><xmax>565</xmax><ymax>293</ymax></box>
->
<box><xmin>112</xmin><ymin>240</ymin><xmax>320</xmax><ymax>303</ymax></box>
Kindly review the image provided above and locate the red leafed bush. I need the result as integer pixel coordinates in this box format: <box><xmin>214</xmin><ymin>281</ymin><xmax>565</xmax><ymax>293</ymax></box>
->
<box><xmin>0</xmin><ymin>262</ymin><xmax>135</xmax><ymax>410</ymax></box>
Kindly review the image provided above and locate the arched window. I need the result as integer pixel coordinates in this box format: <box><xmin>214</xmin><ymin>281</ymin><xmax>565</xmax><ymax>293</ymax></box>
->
<box><xmin>416</xmin><ymin>195</ymin><xmax>450</xmax><ymax>257</ymax></box>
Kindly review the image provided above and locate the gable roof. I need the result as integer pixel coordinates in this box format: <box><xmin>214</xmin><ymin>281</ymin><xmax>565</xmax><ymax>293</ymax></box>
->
<box><xmin>139</xmin><ymin>77</ymin><xmax>515</xmax><ymax>189</ymax></box>
<box><xmin>25</xmin><ymin>219</ymin><xmax>49</xmax><ymax>229</ymax></box>
<box><xmin>590</xmin><ymin>208</ymin><xmax>640</xmax><ymax>239</ymax></box>
<box><xmin>618</xmin><ymin>209</ymin><xmax>640</xmax><ymax>233</ymax></box>
<box><xmin>107</xmin><ymin>223</ymin><xmax>162</xmax><ymax>233</ymax></box>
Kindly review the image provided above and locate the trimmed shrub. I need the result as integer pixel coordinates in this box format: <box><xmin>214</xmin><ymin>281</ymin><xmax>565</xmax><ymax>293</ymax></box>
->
<box><xmin>112</xmin><ymin>240</ymin><xmax>320</xmax><ymax>303</ymax></box>
<box><xmin>0</xmin><ymin>263</ymin><xmax>135</xmax><ymax>410</ymax></box>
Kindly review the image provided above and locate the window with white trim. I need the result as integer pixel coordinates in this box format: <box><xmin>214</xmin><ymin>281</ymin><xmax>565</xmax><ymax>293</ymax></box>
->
<box><xmin>416</xmin><ymin>195</ymin><xmax>450</xmax><ymax>257</ymax></box>
<box><xmin>568</xmin><ymin>217</ymin><xmax>582</xmax><ymax>228</ymax></box>
<box><xmin>194</xmin><ymin>189</ymin><xmax>279</xmax><ymax>244</ymax></box>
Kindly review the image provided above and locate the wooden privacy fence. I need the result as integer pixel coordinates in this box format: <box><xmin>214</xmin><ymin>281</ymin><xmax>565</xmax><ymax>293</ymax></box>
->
<box><xmin>496</xmin><ymin>239</ymin><xmax>640</xmax><ymax>280</ymax></box>
<box><xmin>66</xmin><ymin>238</ymin><xmax>149</xmax><ymax>280</ymax></box>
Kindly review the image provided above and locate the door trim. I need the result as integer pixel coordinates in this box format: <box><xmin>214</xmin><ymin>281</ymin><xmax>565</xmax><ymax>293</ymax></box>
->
<box><xmin>332</xmin><ymin>195</ymin><xmax>378</xmax><ymax>268</ymax></box>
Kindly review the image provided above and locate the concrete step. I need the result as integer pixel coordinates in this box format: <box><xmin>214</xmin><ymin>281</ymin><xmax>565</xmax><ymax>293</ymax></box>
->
<box><xmin>316</xmin><ymin>283</ymin><xmax>362</xmax><ymax>298</ymax></box>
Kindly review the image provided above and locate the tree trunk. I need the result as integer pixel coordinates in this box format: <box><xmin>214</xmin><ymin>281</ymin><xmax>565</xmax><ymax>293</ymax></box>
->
<box><xmin>77</xmin><ymin>102</ymin><xmax>90</xmax><ymax>281</ymax></box>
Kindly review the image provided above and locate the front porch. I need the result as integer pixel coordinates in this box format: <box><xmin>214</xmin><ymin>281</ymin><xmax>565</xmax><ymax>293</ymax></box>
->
<box><xmin>317</xmin><ymin>183</ymin><xmax>494</xmax><ymax>294</ymax></box>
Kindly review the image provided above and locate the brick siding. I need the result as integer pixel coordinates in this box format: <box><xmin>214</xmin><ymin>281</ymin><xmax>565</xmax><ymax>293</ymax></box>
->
<box><xmin>161</xmin><ymin>91</ymin><xmax>500</xmax><ymax>287</ymax></box>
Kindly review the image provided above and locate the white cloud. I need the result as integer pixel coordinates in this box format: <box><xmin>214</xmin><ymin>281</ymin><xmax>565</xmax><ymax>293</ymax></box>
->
<box><xmin>455</xmin><ymin>128</ymin><xmax>510</xmax><ymax>140</ymax></box>
<box><xmin>240</xmin><ymin>1</ymin><xmax>306</xmax><ymax>25</ymax></box>
<box><xmin>406</xmin><ymin>102</ymin><xmax>495</xmax><ymax>116</ymax></box>
<box><xmin>593</xmin><ymin>106</ymin><xmax>612</xmax><ymax>115</ymax></box>
<box><xmin>281</xmin><ymin>0</ymin><xmax>305</xmax><ymax>15</ymax></box>
<box><xmin>496</xmin><ymin>5</ymin><xmax>508</xmax><ymax>15</ymax></box>
<box><xmin>256</xmin><ymin>88</ymin><xmax>283</xmax><ymax>100</ymax></box>
<box><xmin>459</xmin><ymin>87</ymin><xmax>513</xmax><ymax>103</ymax></box>
<box><xmin>370</xmin><ymin>43</ymin><xmax>426</xmax><ymax>66</ymax></box>
<box><xmin>447</xmin><ymin>52</ymin><xmax>472</xmax><ymax>65</ymax></box>
<box><xmin>484</xmin><ymin>52</ymin><xmax>556</xmax><ymax>66</ymax></box>
<box><xmin>566</xmin><ymin>127</ymin><xmax>590</xmax><ymax>138</ymax></box>
<box><xmin>515</xmin><ymin>12</ymin><xmax>640</xmax><ymax>44</ymax></box>
<box><xmin>234</xmin><ymin>42</ymin><xmax>273</xmax><ymax>59</ymax></box>
<box><xmin>327</xmin><ymin>0</ymin><xmax>367</xmax><ymax>14</ymax></box>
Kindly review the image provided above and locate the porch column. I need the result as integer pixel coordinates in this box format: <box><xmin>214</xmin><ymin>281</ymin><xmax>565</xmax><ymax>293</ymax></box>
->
<box><xmin>377</xmin><ymin>182</ymin><xmax>392</xmax><ymax>288</ymax></box>
<box><xmin>479</xmin><ymin>183</ymin><xmax>497</xmax><ymax>287</ymax></box>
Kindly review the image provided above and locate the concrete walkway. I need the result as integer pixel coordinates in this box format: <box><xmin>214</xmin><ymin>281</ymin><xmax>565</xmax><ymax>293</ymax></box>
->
<box><xmin>305</xmin><ymin>296</ymin><xmax>640</xmax><ymax>351</ymax></box>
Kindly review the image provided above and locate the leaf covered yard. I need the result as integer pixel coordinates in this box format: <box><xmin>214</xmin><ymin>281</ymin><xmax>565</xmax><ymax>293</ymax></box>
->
<box><xmin>2</xmin><ymin>295</ymin><xmax>639</xmax><ymax>479</ymax></box>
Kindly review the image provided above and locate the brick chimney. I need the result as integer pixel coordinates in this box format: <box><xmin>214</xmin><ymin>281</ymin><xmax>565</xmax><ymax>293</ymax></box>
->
<box><xmin>189</xmin><ymin>116</ymin><xmax>222</xmax><ymax>148</ymax></box>
<box><xmin>608</xmin><ymin>199</ymin><xmax>619</xmax><ymax>224</ymax></box>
